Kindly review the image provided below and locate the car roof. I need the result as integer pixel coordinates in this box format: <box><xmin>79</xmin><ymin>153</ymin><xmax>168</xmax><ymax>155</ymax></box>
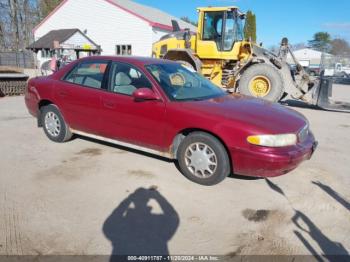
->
<box><xmin>78</xmin><ymin>55</ymin><xmax>176</xmax><ymax>66</ymax></box>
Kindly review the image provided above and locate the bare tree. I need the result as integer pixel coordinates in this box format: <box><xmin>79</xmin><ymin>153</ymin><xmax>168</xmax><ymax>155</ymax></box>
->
<box><xmin>8</xmin><ymin>0</ymin><xmax>21</xmax><ymax>51</ymax></box>
<box><xmin>0</xmin><ymin>0</ymin><xmax>10</xmax><ymax>50</ymax></box>
<box><xmin>0</xmin><ymin>21</ymin><xmax>5</xmax><ymax>50</ymax></box>
<box><xmin>330</xmin><ymin>38</ymin><xmax>350</xmax><ymax>56</ymax></box>
<box><xmin>22</xmin><ymin>0</ymin><xmax>37</xmax><ymax>47</ymax></box>
<box><xmin>0</xmin><ymin>0</ymin><xmax>41</xmax><ymax>51</ymax></box>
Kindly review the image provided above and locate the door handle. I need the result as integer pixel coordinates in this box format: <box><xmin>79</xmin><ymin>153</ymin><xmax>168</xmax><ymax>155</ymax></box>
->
<box><xmin>103</xmin><ymin>101</ymin><xmax>116</xmax><ymax>109</ymax></box>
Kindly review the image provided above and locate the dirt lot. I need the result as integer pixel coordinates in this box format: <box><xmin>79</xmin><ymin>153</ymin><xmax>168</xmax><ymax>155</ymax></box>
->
<box><xmin>0</xmin><ymin>90</ymin><xmax>350</xmax><ymax>258</ymax></box>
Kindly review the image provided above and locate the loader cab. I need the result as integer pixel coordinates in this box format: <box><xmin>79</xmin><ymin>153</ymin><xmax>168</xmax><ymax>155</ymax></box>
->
<box><xmin>196</xmin><ymin>7</ymin><xmax>245</xmax><ymax>59</ymax></box>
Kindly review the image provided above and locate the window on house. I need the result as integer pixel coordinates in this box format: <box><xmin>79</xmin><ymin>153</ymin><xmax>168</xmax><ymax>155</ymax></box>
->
<box><xmin>116</xmin><ymin>45</ymin><xmax>132</xmax><ymax>55</ymax></box>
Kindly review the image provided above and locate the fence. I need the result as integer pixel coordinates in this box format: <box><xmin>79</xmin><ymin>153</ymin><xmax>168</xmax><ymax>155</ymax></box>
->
<box><xmin>0</xmin><ymin>51</ymin><xmax>36</xmax><ymax>68</ymax></box>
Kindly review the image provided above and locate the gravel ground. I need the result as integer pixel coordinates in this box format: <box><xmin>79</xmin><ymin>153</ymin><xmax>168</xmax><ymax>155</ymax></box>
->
<box><xmin>0</xmin><ymin>89</ymin><xmax>349</xmax><ymax>258</ymax></box>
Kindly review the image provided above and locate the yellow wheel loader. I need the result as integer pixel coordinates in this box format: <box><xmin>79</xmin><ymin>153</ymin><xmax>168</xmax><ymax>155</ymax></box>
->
<box><xmin>152</xmin><ymin>6</ymin><xmax>350</xmax><ymax>112</ymax></box>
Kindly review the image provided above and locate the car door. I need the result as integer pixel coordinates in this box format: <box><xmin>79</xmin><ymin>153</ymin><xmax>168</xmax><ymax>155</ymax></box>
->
<box><xmin>99</xmin><ymin>61</ymin><xmax>167</xmax><ymax>151</ymax></box>
<box><xmin>55</xmin><ymin>60</ymin><xmax>109</xmax><ymax>134</ymax></box>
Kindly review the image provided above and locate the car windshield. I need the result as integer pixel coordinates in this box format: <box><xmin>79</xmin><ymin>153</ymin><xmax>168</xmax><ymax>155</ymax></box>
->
<box><xmin>145</xmin><ymin>63</ymin><xmax>226</xmax><ymax>101</ymax></box>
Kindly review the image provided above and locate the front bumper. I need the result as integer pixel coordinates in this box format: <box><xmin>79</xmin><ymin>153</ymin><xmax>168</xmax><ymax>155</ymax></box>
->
<box><xmin>230</xmin><ymin>133</ymin><xmax>317</xmax><ymax>177</ymax></box>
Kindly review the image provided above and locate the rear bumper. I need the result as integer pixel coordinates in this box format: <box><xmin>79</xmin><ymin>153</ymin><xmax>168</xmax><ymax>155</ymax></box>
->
<box><xmin>231</xmin><ymin>134</ymin><xmax>317</xmax><ymax>177</ymax></box>
<box><xmin>24</xmin><ymin>94</ymin><xmax>38</xmax><ymax>118</ymax></box>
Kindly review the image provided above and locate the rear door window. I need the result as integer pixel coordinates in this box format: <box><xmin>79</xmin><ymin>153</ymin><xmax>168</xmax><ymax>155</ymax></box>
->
<box><xmin>64</xmin><ymin>61</ymin><xmax>109</xmax><ymax>89</ymax></box>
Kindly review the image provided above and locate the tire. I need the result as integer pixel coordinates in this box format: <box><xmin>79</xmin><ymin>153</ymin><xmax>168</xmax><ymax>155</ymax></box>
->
<box><xmin>41</xmin><ymin>104</ymin><xmax>72</xmax><ymax>143</ymax></box>
<box><xmin>177</xmin><ymin>132</ymin><xmax>230</xmax><ymax>186</ymax></box>
<box><xmin>239</xmin><ymin>63</ymin><xmax>284</xmax><ymax>102</ymax></box>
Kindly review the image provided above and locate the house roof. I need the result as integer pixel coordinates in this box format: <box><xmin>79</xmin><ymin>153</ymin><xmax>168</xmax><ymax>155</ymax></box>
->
<box><xmin>27</xmin><ymin>29</ymin><xmax>99</xmax><ymax>50</ymax></box>
<box><xmin>33</xmin><ymin>0</ymin><xmax>197</xmax><ymax>34</ymax></box>
<box><xmin>108</xmin><ymin>0</ymin><xmax>197</xmax><ymax>31</ymax></box>
<box><xmin>293</xmin><ymin>48</ymin><xmax>322</xmax><ymax>55</ymax></box>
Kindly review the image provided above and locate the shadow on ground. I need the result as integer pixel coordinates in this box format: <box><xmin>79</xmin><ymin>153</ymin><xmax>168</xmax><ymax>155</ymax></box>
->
<box><xmin>280</xmin><ymin>99</ymin><xmax>320</xmax><ymax>110</ymax></box>
<box><xmin>76</xmin><ymin>135</ymin><xmax>173</xmax><ymax>162</ymax></box>
<box><xmin>312</xmin><ymin>181</ymin><xmax>350</xmax><ymax>212</ymax></box>
<box><xmin>80</xmin><ymin>135</ymin><xmax>264</xmax><ymax>184</ymax></box>
<box><xmin>228</xmin><ymin>173</ymin><xmax>263</xmax><ymax>181</ymax></box>
<box><xmin>265</xmin><ymin>178</ymin><xmax>349</xmax><ymax>259</ymax></box>
<box><xmin>103</xmin><ymin>187</ymin><xmax>179</xmax><ymax>260</ymax></box>
<box><xmin>292</xmin><ymin>210</ymin><xmax>349</xmax><ymax>260</ymax></box>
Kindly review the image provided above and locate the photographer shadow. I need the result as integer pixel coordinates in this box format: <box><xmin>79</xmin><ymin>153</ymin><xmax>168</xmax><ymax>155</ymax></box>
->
<box><xmin>292</xmin><ymin>210</ymin><xmax>349</xmax><ymax>259</ymax></box>
<box><xmin>103</xmin><ymin>188</ymin><xmax>180</xmax><ymax>259</ymax></box>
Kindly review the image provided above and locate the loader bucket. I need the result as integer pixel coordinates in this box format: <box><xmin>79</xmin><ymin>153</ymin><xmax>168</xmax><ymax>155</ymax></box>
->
<box><xmin>314</xmin><ymin>77</ymin><xmax>350</xmax><ymax>113</ymax></box>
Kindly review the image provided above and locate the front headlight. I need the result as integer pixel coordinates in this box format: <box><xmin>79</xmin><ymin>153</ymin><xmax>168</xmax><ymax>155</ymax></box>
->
<box><xmin>247</xmin><ymin>134</ymin><xmax>297</xmax><ymax>147</ymax></box>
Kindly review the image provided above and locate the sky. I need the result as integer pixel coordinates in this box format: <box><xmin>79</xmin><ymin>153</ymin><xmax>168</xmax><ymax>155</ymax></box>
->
<box><xmin>134</xmin><ymin>0</ymin><xmax>350</xmax><ymax>48</ymax></box>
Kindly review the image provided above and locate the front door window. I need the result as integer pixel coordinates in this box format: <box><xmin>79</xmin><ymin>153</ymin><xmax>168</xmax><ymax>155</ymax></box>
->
<box><xmin>202</xmin><ymin>11</ymin><xmax>224</xmax><ymax>50</ymax></box>
<box><xmin>108</xmin><ymin>62</ymin><xmax>153</xmax><ymax>96</ymax></box>
<box><xmin>202</xmin><ymin>10</ymin><xmax>244</xmax><ymax>52</ymax></box>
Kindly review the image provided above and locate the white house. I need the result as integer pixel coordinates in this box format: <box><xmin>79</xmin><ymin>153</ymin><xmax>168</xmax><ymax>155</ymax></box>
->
<box><xmin>33</xmin><ymin>0</ymin><xmax>196</xmax><ymax>60</ymax></box>
<box><xmin>287</xmin><ymin>48</ymin><xmax>323</xmax><ymax>68</ymax></box>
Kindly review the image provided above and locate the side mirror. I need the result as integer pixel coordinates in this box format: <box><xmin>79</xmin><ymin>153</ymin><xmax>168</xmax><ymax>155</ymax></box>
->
<box><xmin>132</xmin><ymin>88</ymin><xmax>159</xmax><ymax>101</ymax></box>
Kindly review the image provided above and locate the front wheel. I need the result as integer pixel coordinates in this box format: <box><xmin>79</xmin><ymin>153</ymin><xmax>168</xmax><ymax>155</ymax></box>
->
<box><xmin>177</xmin><ymin>132</ymin><xmax>231</xmax><ymax>186</ymax></box>
<box><xmin>239</xmin><ymin>64</ymin><xmax>284</xmax><ymax>102</ymax></box>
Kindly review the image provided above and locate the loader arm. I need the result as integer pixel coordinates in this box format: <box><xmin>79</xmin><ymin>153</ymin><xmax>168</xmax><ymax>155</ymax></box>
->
<box><xmin>278</xmin><ymin>38</ymin><xmax>350</xmax><ymax>113</ymax></box>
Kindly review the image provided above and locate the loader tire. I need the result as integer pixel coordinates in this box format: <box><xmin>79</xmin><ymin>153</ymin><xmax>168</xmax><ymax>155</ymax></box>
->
<box><xmin>239</xmin><ymin>64</ymin><xmax>284</xmax><ymax>102</ymax></box>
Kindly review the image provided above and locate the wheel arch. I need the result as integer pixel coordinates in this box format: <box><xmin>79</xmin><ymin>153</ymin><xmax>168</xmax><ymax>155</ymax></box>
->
<box><xmin>238</xmin><ymin>58</ymin><xmax>283</xmax><ymax>78</ymax></box>
<box><xmin>38</xmin><ymin>99</ymin><xmax>53</xmax><ymax>109</ymax></box>
<box><xmin>37</xmin><ymin>99</ymin><xmax>54</xmax><ymax>127</ymax></box>
<box><xmin>171</xmin><ymin>128</ymin><xmax>232</xmax><ymax>170</ymax></box>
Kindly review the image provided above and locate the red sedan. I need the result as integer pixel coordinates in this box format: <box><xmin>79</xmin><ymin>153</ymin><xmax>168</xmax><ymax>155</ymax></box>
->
<box><xmin>25</xmin><ymin>56</ymin><xmax>317</xmax><ymax>185</ymax></box>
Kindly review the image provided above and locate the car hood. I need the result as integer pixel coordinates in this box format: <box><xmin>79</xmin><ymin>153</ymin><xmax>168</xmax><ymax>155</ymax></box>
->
<box><xmin>179</xmin><ymin>94</ymin><xmax>308</xmax><ymax>134</ymax></box>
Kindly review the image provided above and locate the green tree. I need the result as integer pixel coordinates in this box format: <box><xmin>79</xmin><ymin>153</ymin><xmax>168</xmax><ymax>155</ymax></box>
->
<box><xmin>243</xmin><ymin>10</ymin><xmax>256</xmax><ymax>42</ymax></box>
<box><xmin>308</xmin><ymin>32</ymin><xmax>331</xmax><ymax>52</ymax></box>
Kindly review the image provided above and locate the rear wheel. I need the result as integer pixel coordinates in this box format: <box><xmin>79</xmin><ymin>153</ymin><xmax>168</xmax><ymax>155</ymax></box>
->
<box><xmin>177</xmin><ymin>132</ymin><xmax>230</xmax><ymax>186</ymax></box>
<box><xmin>41</xmin><ymin>104</ymin><xmax>72</xmax><ymax>143</ymax></box>
<box><xmin>239</xmin><ymin>64</ymin><xmax>284</xmax><ymax>102</ymax></box>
